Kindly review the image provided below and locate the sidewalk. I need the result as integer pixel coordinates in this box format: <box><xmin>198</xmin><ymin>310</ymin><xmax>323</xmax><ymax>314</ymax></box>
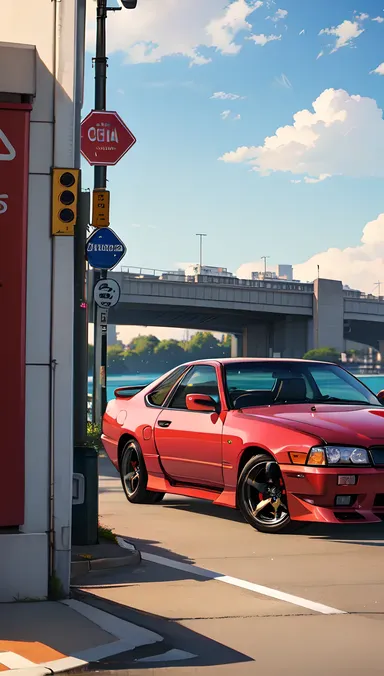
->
<box><xmin>0</xmin><ymin>599</ymin><xmax>163</xmax><ymax>674</ymax></box>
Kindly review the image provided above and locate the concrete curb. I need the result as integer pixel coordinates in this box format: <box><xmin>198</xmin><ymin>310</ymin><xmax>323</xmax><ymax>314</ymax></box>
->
<box><xmin>71</xmin><ymin>540</ymin><xmax>141</xmax><ymax>579</ymax></box>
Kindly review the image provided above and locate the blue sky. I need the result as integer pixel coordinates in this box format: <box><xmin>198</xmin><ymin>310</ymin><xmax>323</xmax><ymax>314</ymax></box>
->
<box><xmin>83</xmin><ymin>0</ymin><xmax>384</xmax><ymax>340</ymax></box>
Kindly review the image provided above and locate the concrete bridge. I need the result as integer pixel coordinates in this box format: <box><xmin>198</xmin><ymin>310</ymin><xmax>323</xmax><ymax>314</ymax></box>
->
<box><xmin>87</xmin><ymin>270</ymin><xmax>384</xmax><ymax>357</ymax></box>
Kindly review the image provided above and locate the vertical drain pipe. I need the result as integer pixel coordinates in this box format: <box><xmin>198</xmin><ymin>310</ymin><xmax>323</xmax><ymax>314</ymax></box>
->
<box><xmin>48</xmin><ymin>0</ymin><xmax>58</xmax><ymax>587</ymax></box>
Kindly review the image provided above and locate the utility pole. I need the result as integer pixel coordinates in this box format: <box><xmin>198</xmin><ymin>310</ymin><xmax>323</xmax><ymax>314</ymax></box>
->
<box><xmin>92</xmin><ymin>0</ymin><xmax>109</xmax><ymax>423</ymax></box>
<box><xmin>196</xmin><ymin>233</ymin><xmax>207</xmax><ymax>269</ymax></box>
<box><xmin>261</xmin><ymin>255</ymin><xmax>270</xmax><ymax>279</ymax></box>
<box><xmin>91</xmin><ymin>0</ymin><xmax>138</xmax><ymax>424</ymax></box>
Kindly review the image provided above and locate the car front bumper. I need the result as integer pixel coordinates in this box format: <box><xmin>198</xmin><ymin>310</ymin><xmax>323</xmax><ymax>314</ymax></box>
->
<box><xmin>280</xmin><ymin>464</ymin><xmax>384</xmax><ymax>524</ymax></box>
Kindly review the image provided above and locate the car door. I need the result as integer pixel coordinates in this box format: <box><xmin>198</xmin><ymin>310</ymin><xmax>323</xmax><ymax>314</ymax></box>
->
<box><xmin>154</xmin><ymin>364</ymin><xmax>224</xmax><ymax>487</ymax></box>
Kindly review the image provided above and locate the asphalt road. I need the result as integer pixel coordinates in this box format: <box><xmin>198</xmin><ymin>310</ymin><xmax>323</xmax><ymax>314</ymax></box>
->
<box><xmin>74</xmin><ymin>455</ymin><xmax>384</xmax><ymax>675</ymax></box>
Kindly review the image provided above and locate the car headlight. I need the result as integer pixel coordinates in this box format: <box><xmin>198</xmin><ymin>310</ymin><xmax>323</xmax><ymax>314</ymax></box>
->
<box><xmin>307</xmin><ymin>446</ymin><xmax>370</xmax><ymax>466</ymax></box>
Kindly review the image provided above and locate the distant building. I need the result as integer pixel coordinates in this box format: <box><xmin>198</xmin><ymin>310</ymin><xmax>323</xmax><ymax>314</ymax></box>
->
<box><xmin>278</xmin><ymin>264</ymin><xmax>293</xmax><ymax>281</ymax></box>
<box><xmin>251</xmin><ymin>264</ymin><xmax>298</xmax><ymax>283</ymax></box>
<box><xmin>184</xmin><ymin>264</ymin><xmax>234</xmax><ymax>278</ymax></box>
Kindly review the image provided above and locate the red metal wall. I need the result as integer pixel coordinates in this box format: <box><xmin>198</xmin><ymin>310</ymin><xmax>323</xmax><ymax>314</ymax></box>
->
<box><xmin>0</xmin><ymin>103</ymin><xmax>31</xmax><ymax>526</ymax></box>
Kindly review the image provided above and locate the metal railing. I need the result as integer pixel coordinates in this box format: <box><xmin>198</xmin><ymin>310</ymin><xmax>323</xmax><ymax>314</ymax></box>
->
<box><xmin>117</xmin><ymin>266</ymin><xmax>384</xmax><ymax>302</ymax></box>
<box><xmin>118</xmin><ymin>266</ymin><xmax>314</xmax><ymax>293</ymax></box>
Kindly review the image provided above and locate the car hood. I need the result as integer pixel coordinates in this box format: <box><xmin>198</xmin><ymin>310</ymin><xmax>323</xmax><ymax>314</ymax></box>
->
<box><xmin>242</xmin><ymin>404</ymin><xmax>384</xmax><ymax>446</ymax></box>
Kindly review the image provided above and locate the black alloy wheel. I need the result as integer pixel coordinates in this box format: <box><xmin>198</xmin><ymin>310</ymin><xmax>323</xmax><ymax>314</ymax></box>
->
<box><xmin>238</xmin><ymin>453</ymin><xmax>291</xmax><ymax>533</ymax></box>
<box><xmin>120</xmin><ymin>439</ymin><xmax>165</xmax><ymax>504</ymax></box>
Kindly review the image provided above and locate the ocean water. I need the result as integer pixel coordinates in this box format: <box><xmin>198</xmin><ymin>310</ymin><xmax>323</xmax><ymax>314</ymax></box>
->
<box><xmin>87</xmin><ymin>372</ymin><xmax>384</xmax><ymax>404</ymax></box>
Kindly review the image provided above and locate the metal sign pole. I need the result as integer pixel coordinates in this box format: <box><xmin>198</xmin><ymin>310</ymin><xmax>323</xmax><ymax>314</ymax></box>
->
<box><xmin>92</xmin><ymin>0</ymin><xmax>108</xmax><ymax>424</ymax></box>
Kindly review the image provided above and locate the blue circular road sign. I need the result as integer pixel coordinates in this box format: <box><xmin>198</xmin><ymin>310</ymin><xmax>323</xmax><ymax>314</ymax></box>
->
<box><xmin>86</xmin><ymin>228</ymin><xmax>127</xmax><ymax>270</ymax></box>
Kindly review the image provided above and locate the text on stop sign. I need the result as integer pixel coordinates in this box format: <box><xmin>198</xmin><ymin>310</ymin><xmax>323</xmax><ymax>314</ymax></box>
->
<box><xmin>88</xmin><ymin>125</ymin><xmax>119</xmax><ymax>144</ymax></box>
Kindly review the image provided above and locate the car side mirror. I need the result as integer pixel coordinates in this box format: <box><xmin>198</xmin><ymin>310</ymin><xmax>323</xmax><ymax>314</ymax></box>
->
<box><xmin>377</xmin><ymin>390</ymin><xmax>384</xmax><ymax>405</ymax></box>
<box><xmin>186</xmin><ymin>393</ymin><xmax>217</xmax><ymax>412</ymax></box>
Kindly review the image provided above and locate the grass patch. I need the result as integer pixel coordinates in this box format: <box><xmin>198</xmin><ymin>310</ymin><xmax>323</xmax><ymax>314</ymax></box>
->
<box><xmin>48</xmin><ymin>571</ymin><xmax>66</xmax><ymax>600</ymax></box>
<box><xmin>98</xmin><ymin>522</ymin><xmax>117</xmax><ymax>543</ymax></box>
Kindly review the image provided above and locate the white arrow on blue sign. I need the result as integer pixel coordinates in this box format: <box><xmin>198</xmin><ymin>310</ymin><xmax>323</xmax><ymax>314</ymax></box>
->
<box><xmin>86</xmin><ymin>228</ymin><xmax>127</xmax><ymax>270</ymax></box>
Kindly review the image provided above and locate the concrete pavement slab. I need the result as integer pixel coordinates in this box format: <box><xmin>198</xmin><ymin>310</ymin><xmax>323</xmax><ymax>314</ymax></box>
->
<box><xmin>180</xmin><ymin>613</ymin><xmax>384</xmax><ymax>674</ymax></box>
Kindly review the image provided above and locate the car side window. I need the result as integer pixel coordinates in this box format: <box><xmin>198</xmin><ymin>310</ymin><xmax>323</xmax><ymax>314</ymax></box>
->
<box><xmin>147</xmin><ymin>367</ymin><xmax>187</xmax><ymax>407</ymax></box>
<box><xmin>168</xmin><ymin>365</ymin><xmax>219</xmax><ymax>410</ymax></box>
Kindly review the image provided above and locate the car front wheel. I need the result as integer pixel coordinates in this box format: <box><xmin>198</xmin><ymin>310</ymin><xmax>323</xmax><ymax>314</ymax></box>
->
<box><xmin>237</xmin><ymin>453</ymin><xmax>291</xmax><ymax>533</ymax></box>
<box><xmin>120</xmin><ymin>439</ymin><xmax>165</xmax><ymax>504</ymax></box>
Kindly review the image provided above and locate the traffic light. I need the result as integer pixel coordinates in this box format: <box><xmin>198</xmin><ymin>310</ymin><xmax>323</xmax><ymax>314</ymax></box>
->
<box><xmin>121</xmin><ymin>0</ymin><xmax>137</xmax><ymax>7</ymax></box>
<box><xmin>51</xmin><ymin>168</ymin><xmax>80</xmax><ymax>236</ymax></box>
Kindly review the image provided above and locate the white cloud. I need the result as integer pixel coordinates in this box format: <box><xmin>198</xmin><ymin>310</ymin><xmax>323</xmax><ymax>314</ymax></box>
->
<box><xmin>220</xmin><ymin>110</ymin><xmax>241</xmax><ymax>120</ymax></box>
<box><xmin>317</xmin><ymin>50</ymin><xmax>324</xmax><ymax>59</ymax></box>
<box><xmin>299</xmin><ymin>29</ymin><xmax>305</xmax><ymax>35</ymax></box>
<box><xmin>293</xmin><ymin>213</ymin><xmax>384</xmax><ymax>292</ymax></box>
<box><xmin>292</xmin><ymin>174</ymin><xmax>331</xmax><ymax>184</ymax></box>
<box><xmin>372</xmin><ymin>16</ymin><xmax>384</xmax><ymax>23</ymax></box>
<box><xmin>235</xmin><ymin>213</ymin><xmax>384</xmax><ymax>293</ymax></box>
<box><xmin>248</xmin><ymin>33</ymin><xmax>281</xmax><ymax>45</ymax></box>
<box><xmin>319</xmin><ymin>19</ymin><xmax>365</xmax><ymax>53</ymax></box>
<box><xmin>211</xmin><ymin>91</ymin><xmax>245</xmax><ymax>100</ymax></box>
<box><xmin>267</xmin><ymin>8</ymin><xmax>288</xmax><ymax>21</ymax></box>
<box><xmin>219</xmin><ymin>88</ymin><xmax>384</xmax><ymax>181</ymax></box>
<box><xmin>86</xmin><ymin>0</ymin><xmax>264</xmax><ymax>66</ymax></box>
<box><xmin>355</xmin><ymin>12</ymin><xmax>369</xmax><ymax>21</ymax></box>
<box><xmin>370</xmin><ymin>62</ymin><xmax>384</xmax><ymax>75</ymax></box>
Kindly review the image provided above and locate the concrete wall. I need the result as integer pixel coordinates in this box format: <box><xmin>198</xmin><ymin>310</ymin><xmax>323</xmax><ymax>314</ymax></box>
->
<box><xmin>0</xmin><ymin>0</ymin><xmax>84</xmax><ymax>601</ymax></box>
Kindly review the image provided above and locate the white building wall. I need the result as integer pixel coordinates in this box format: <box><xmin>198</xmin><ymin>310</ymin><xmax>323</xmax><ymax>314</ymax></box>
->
<box><xmin>0</xmin><ymin>0</ymin><xmax>84</xmax><ymax>600</ymax></box>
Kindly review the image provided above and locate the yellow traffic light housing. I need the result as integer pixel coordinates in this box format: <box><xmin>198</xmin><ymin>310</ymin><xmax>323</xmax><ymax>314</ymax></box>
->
<box><xmin>51</xmin><ymin>168</ymin><xmax>80</xmax><ymax>236</ymax></box>
<box><xmin>92</xmin><ymin>189</ymin><xmax>110</xmax><ymax>228</ymax></box>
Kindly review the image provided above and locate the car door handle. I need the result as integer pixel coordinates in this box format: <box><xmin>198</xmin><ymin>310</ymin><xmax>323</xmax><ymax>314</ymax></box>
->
<box><xmin>158</xmin><ymin>420</ymin><xmax>172</xmax><ymax>428</ymax></box>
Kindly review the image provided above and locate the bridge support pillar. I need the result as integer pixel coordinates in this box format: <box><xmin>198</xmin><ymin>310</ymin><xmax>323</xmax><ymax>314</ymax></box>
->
<box><xmin>242</xmin><ymin>324</ymin><xmax>272</xmax><ymax>357</ymax></box>
<box><xmin>313</xmin><ymin>279</ymin><xmax>344</xmax><ymax>352</ymax></box>
<box><xmin>273</xmin><ymin>317</ymin><xmax>309</xmax><ymax>358</ymax></box>
<box><xmin>231</xmin><ymin>333</ymin><xmax>243</xmax><ymax>357</ymax></box>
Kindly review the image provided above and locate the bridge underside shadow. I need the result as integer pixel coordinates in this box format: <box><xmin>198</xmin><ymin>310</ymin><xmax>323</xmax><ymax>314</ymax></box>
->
<box><xmin>347</xmin><ymin>320</ymin><xmax>384</xmax><ymax>352</ymax></box>
<box><xmin>104</xmin><ymin>303</ymin><xmax>311</xmax><ymax>358</ymax></box>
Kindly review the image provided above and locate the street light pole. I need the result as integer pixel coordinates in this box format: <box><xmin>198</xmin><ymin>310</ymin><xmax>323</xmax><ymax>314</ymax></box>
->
<box><xmin>261</xmin><ymin>255</ymin><xmax>270</xmax><ymax>279</ymax></box>
<box><xmin>196</xmin><ymin>233</ymin><xmax>207</xmax><ymax>269</ymax></box>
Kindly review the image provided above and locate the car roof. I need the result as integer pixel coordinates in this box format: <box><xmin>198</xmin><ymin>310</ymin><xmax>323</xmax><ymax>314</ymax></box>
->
<box><xmin>179</xmin><ymin>357</ymin><xmax>336</xmax><ymax>367</ymax></box>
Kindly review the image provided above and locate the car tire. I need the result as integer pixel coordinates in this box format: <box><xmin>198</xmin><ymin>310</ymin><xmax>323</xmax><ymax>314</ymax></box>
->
<box><xmin>120</xmin><ymin>439</ymin><xmax>165</xmax><ymax>504</ymax></box>
<box><xmin>237</xmin><ymin>453</ymin><xmax>292</xmax><ymax>534</ymax></box>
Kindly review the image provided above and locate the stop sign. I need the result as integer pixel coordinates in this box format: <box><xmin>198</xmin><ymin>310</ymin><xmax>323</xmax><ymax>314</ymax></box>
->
<box><xmin>81</xmin><ymin>110</ymin><xmax>136</xmax><ymax>166</ymax></box>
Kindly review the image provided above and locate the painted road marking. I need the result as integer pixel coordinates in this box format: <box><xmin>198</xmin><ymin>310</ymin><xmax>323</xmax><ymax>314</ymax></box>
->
<box><xmin>139</xmin><ymin>551</ymin><xmax>346</xmax><ymax>616</ymax></box>
<box><xmin>0</xmin><ymin>652</ymin><xmax>36</xmax><ymax>669</ymax></box>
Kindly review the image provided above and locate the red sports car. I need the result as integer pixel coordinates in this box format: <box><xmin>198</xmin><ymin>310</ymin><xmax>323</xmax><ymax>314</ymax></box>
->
<box><xmin>102</xmin><ymin>358</ymin><xmax>384</xmax><ymax>533</ymax></box>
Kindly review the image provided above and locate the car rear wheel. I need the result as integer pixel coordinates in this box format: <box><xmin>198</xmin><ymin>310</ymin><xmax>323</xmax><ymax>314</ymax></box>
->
<box><xmin>120</xmin><ymin>440</ymin><xmax>165</xmax><ymax>504</ymax></box>
<box><xmin>238</xmin><ymin>453</ymin><xmax>291</xmax><ymax>533</ymax></box>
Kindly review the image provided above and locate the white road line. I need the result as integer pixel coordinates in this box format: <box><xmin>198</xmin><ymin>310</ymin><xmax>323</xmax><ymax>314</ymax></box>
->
<box><xmin>140</xmin><ymin>552</ymin><xmax>346</xmax><ymax>616</ymax></box>
<box><xmin>0</xmin><ymin>652</ymin><xmax>37</xmax><ymax>668</ymax></box>
<box><xmin>62</xmin><ymin>599</ymin><xmax>162</xmax><ymax>647</ymax></box>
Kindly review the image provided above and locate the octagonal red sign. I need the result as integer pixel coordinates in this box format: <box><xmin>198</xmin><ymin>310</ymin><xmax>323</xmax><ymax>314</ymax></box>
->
<box><xmin>81</xmin><ymin>110</ymin><xmax>136</xmax><ymax>166</ymax></box>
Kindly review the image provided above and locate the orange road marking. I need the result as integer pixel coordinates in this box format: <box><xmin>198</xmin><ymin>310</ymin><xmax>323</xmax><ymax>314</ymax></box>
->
<box><xmin>0</xmin><ymin>641</ymin><xmax>66</xmax><ymax>664</ymax></box>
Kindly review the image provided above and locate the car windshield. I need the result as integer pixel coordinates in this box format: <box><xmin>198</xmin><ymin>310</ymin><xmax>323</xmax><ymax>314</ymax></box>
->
<box><xmin>224</xmin><ymin>361</ymin><xmax>380</xmax><ymax>409</ymax></box>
